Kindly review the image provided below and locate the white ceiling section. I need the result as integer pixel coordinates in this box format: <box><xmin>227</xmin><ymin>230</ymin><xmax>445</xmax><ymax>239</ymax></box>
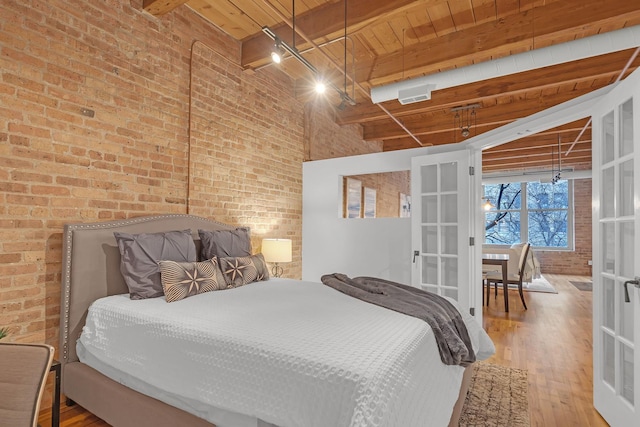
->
<box><xmin>370</xmin><ymin>25</ymin><xmax>640</xmax><ymax>104</ymax></box>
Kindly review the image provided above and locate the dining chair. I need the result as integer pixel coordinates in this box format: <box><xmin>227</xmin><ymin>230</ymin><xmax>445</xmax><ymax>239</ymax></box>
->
<box><xmin>0</xmin><ymin>342</ymin><xmax>55</xmax><ymax>427</ymax></box>
<box><xmin>485</xmin><ymin>242</ymin><xmax>531</xmax><ymax>310</ymax></box>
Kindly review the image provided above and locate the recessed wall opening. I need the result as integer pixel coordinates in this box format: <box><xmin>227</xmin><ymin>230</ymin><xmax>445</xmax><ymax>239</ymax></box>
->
<box><xmin>341</xmin><ymin>171</ymin><xmax>411</xmax><ymax>218</ymax></box>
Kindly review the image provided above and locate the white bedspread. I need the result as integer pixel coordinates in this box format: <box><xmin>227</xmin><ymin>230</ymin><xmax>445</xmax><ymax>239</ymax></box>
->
<box><xmin>78</xmin><ymin>278</ymin><xmax>494</xmax><ymax>427</ymax></box>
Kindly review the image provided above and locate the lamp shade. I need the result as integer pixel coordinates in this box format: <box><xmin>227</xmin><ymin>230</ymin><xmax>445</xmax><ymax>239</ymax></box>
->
<box><xmin>261</xmin><ymin>238</ymin><xmax>292</xmax><ymax>263</ymax></box>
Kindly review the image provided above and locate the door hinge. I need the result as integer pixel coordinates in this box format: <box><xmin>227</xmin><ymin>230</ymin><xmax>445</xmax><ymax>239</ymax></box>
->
<box><xmin>469</xmin><ymin>307</ymin><xmax>475</xmax><ymax>316</ymax></box>
<box><xmin>469</xmin><ymin>166</ymin><xmax>475</xmax><ymax>176</ymax></box>
<box><xmin>469</xmin><ymin>237</ymin><xmax>475</xmax><ymax>246</ymax></box>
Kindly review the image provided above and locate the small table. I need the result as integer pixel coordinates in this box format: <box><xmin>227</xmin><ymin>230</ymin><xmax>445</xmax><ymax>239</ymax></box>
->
<box><xmin>50</xmin><ymin>359</ymin><xmax>61</xmax><ymax>427</ymax></box>
<box><xmin>482</xmin><ymin>253</ymin><xmax>510</xmax><ymax>312</ymax></box>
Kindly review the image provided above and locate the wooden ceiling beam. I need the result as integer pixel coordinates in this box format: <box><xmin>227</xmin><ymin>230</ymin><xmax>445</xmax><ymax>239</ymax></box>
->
<box><xmin>383</xmin><ymin>121</ymin><xmax>592</xmax><ymax>151</ymax></box>
<box><xmin>363</xmin><ymin>88</ymin><xmax>596</xmax><ymax>140</ymax></box>
<box><xmin>485</xmin><ymin>133</ymin><xmax>591</xmax><ymax>153</ymax></box>
<box><xmin>241</xmin><ymin>0</ymin><xmax>423</xmax><ymax>69</ymax></box>
<box><xmin>482</xmin><ymin>160</ymin><xmax>592</xmax><ymax>173</ymax></box>
<box><xmin>483</xmin><ymin>153</ymin><xmax>593</xmax><ymax>171</ymax></box>
<box><xmin>338</xmin><ymin>51</ymin><xmax>638</xmax><ymax>125</ymax></box>
<box><xmin>360</xmin><ymin>0</ymin><xmax>640</xmax><ymax>86</ymax></box>
<box><xmin>142</xmin><ymin>0</ymin><xmax>189</xmax><ymax>16</ymax></box>
<box><xmin>483</xmin><ymin>142</ymin><xmax>591</xmax><ymax>161</ymax></box>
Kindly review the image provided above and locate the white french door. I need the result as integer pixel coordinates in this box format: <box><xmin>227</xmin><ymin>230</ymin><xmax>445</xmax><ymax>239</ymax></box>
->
<box><xmin>592</xmin><ymin>67</ymin><xmax>640</xmax><ymax>426</ymax></box>
<box><xmin>411</xmin><ymin>149</ymin><xmax>479</xmax><ymax>313</ymax></box>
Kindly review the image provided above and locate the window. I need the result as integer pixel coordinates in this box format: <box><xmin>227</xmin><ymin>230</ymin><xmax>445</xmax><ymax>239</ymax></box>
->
<box><xmin>484</xmin><ymin>180</ymin><xmax>573</xmax><ymax>249</ymax></box>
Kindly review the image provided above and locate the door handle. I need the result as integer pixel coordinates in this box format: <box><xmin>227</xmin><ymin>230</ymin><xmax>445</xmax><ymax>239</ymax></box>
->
<box><xmin>623</xmin><ymin>276</ymin><xmax>640</xmax><ymax>303</ymax></box>
<box><xmin>413</xmin><ymin>250</ymin><xmax>419</xmax><ymax>263</ymax></box>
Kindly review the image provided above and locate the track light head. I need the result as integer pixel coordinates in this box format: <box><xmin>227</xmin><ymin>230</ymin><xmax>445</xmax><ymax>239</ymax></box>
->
<box><xmin>271</xmin><ymin>42</ymin><xmax>285</xmax><ymax>64</ymax></box>
<box><xmin>315</xmin><ymin>80</ymin><xmax>326</xmax><ymax>94</ymax></box>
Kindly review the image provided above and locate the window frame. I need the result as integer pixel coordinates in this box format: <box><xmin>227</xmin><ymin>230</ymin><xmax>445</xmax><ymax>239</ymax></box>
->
<box><xmin>483</xmin><ymin>179</ymin><xmax>574</xmax><ymax>251</ymax></box>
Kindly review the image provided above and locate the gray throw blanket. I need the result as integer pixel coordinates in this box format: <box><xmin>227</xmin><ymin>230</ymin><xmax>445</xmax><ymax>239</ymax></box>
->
<box><xmin>320</xmin><ymin>273</ymin><xmax>476</xmax><ymax>367</ymax></box>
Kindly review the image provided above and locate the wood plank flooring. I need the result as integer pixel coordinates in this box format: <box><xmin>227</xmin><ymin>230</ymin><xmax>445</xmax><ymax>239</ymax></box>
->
<box><xmin>40</xmin><ymin>274</ymin><xmax>608</xmax><ymax>427</ymax></box>
<box><xmin>483</xmin><ymin>273</ymin><xmax>608</xmax><ymax>427</ymax></box>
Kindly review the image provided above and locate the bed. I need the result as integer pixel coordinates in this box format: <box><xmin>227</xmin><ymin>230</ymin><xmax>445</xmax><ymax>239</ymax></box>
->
<box><xmin>60</xmin><ymin>214</ymin><xmax>494</xmax><ymax>427</ymax></box>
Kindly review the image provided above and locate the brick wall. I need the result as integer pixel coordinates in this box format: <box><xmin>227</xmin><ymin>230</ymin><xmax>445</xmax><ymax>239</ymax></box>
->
<box><xmin>535</xmin><ymin>178</ymin><xmax>592</xmax><ymax>276</ymax></box>
<box><xmin>0</xmin><ymin>0</ymin><xmax>312</xmax><ymax>355</ymax></box>
<box><xmin>305</xmin><ymin>98</ymin><xmax>382</xmax><ymax>160</ymax></box>
<box><xmin>0</xmin><ymin>0</ymin><xmax>376</xmax><ymax>364</ymax></box>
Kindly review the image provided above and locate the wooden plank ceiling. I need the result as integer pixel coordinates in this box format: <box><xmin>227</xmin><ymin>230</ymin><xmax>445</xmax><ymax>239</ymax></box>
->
<box><xmin>143</xmin><ymin>0</ymin><xmax>640</xmax><ymax>173</ymax></box>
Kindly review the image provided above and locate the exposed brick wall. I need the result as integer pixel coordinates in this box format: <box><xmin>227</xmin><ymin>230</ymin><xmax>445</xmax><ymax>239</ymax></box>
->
<box><xmin>0</xmin><ymin>0</ymin><xmax>307</xmax><ymax>361</ymax></box>
<box><xmin>535</xmin><ymin>178</ymin><xmax>592</xmax><ymax>276</ymax></box>
<box><xmin>305</xmin><ymin>98</ymin><xmax>383</xmax><ymax>160</ymax></box>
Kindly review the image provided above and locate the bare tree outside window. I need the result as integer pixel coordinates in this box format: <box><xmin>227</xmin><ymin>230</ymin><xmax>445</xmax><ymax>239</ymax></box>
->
<box><xmin>484</xmin><ymin>180</ymin><xmax>570</xmax><ymax>248</ymax></box>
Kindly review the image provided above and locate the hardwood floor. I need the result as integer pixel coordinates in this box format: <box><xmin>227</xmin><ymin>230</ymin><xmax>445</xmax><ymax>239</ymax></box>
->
<box><xmin>41</xmin><ymin>274</ymin><xmax>608</xmax><ymax>427</ymax></box>
<box><xmin>483</xmin><ymin>273</ymin><xmax>608</xmax><ymax>427</ymax></box>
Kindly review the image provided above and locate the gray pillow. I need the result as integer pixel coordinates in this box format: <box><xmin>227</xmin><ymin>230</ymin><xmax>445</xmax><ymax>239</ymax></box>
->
<box><xmin>198</xmin><ymin>228</ymin><xmax>251</xmax><ymax>260</ymax></box>
<box><xmin>114</xmin><ymin>229</ymin><xmax>197</xmax><ymax>299</ymax></box>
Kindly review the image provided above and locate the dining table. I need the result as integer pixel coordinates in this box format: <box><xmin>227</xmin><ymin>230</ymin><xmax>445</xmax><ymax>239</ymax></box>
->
<box><xmin>482</xmin><ymin>253</ymin><xmax>510</xmax><ymax>311</ymax></box>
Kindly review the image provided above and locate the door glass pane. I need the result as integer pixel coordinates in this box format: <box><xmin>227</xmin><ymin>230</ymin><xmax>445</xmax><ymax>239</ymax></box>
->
<box><xmin>442</xmin><ymin>258</ymin><xmax>458</xmax><ymax>287</ymax></box>
<box><xmin>422</xmin><ymin>226</ymin><xmax>437</xmax><ymax>253</ymax></box>
<box><xmin>441</xmin><ymin>194</ymin><xmax>458</xmax><ymax>223</ymax></box>
<box><xmin>619</xmin><ymin>160</ymin><xmax>634</xmax><ymax>217</ymax></box>
<box><xmin>421</xmin><ymin>165</ymin><xmax>437</xmax><ymax>193</ymax></box>
<box><xmin>602</xmin><ymin>222</ymin><xmax>615</xmax><ymax>274</ymax></box>
<box><xmin>421</xmin><ymin>285</ymin><xmax>437</xmax><ymax>294</ymax></box>
<box><xmin>440</xmin><ymin>162</ymin><xmax>457</xmax><ymax>192</ymax></box>
<box><xmin>603</xmin><ymin>110</ymin><xmax>615</xmax><ymax>164</ymax></box>
<box><xmin>621</xmin><ymin>344</ymin><xmax>634</xmax><ymax>405</ymax></box>
<box><xmin>620</xmin><ymin>98</ymin><xmax>634</xmax><ymax>157</ymax></box>
<box><xmin>620</xmin><ymin>221</ymin><xmax>634</xmax><ymax>278</ymax></box>
<box><xmin>422</xmin><ymin>255</ymin><xmax>437</xmax><ymax>285</ymax></box>
<box><xmin>422</xmin><ymin>195</ymin><xmax>437</xmax><ymax>223</ymax></box>
<box><xmin>602</xmin><ymin>166</ymin><xmax>615</xmax><ymax>219</ymax></box>
<box><xmin>604</xmin><ymin>332</ymin><xmax>615</xmax><ymax>388</ymax></box>
<box><xmin>441</xmin><ymin>226</ymin><xmax>457</xmax><ymax>255</ymax></box>
<box><xmin>603</xmin><ymin>277</ymin><xmax>615</xmax><ymax>330</ymax></box>
<box><xmin>443</xmin><ymin>288</ymin><xmax>458</xmax><ymax>300</ymax></box>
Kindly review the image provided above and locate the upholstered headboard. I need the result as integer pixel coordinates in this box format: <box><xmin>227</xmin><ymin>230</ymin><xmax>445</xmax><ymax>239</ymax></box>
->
<box><xmin>60</xmin><ymin>215</ymin><xmax>236</xmax><ymax>368</ymax></box>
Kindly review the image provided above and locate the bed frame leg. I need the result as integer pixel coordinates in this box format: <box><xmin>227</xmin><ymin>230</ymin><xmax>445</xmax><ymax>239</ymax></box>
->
<box><xmin>66</xmin><ymin>398</ymin><xmax>76</xmax><ymax>407</ymax></box>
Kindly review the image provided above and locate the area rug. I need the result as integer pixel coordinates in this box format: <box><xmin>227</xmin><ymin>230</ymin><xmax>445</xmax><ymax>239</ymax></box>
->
<box><xmin>459</xmin><ymin>363</ymin><xmax>530</xmax><ymax>427</ymax></box>
<box><xmin>570</xmin><ymin>281</ymin><xmax>592</xmax><ymax>292</ymax></box>
<box><xmin>521</xmin><ymin>275</ymin><xmax>558</xmax><ymax>293</ymax></box>
<box><xmin>501</xmin><ymin>275</ymin><xmax>557</xmax><ymax>293</ymax></box>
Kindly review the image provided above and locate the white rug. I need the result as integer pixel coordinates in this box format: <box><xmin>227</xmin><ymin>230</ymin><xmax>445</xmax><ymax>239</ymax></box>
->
<box><xmin>514</xmin><ymin>275</ymin><xmax>557</xmax><ymax>294</ymax></box>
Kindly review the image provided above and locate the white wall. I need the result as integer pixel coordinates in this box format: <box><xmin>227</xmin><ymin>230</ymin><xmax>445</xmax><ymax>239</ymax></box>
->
<box><xmin>302</xmin><ymin>147</ymin><xmax>430</xmax><ymax>283</ymax></box>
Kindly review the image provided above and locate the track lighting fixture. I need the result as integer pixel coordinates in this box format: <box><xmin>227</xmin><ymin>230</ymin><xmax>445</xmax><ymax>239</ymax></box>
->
<box><xmin>263</xmin><ymin>27</ymin><xmax>355</xmax><ymax>107</ymax></box>
<box><xmin>315</xmin><ymin>81</ymin><xmax>326</xmax><ymax>94</ymax></box>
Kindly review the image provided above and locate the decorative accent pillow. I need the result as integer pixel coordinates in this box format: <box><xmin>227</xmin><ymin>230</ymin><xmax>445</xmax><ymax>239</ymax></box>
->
<box><xmin>114</xmin><ymin>229</ymin><xmax>197</xmax><ymax>300</ymax></box>
<box><xmin>219</xmin><ymin>253</ymin><xmax>269</xmax><ymax>288</ymax></box>
<box><xmin>198</xmin><ymin>228</ymin><xmax>251</xmax><ymax>260</ymax></box>
<box><xmin>158</xmin><ymin>258</ymin><xmax>227</xmax><ymax>302</ymax></box>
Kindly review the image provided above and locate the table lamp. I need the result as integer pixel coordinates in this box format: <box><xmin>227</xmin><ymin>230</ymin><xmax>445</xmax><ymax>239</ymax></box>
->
<box><xmin>261</xmin><ymin>238</ymin><xmax>292</xmax><ymax>278</ymax></box>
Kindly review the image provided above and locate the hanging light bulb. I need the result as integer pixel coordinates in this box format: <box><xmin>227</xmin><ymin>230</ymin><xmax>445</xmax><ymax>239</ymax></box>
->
<box><xmin>481</xmin><ymin>197</ymin><xmax>493</xmax><ymax>211</ymax></box>
<box><xmin>271</xmin><ymin>43</ymin><xmax>284</xmax><ymax>64</ymax></box>
<box><xmin>315</xmin><ymin>80</ymin><xmax>326</xmax><ymax>94</ymax></box>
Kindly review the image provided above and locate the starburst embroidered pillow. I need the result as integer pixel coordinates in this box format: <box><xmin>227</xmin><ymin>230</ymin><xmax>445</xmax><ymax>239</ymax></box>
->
<box><xmin>158</xmin><ymin>258</ymin><xmax>226</xmax><ymax>302</ymax></box>
<box><xmin>219</xmin><ymin>253</ymin><xmax>269</xmax><ymax>288</ymax></box>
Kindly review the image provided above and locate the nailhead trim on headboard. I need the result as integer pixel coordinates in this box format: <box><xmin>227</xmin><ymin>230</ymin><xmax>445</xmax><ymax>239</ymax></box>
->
<box><xmin>60</xmin><ymin>214</ymin><xmax>234</xmax><ymax>363</ymax></box>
